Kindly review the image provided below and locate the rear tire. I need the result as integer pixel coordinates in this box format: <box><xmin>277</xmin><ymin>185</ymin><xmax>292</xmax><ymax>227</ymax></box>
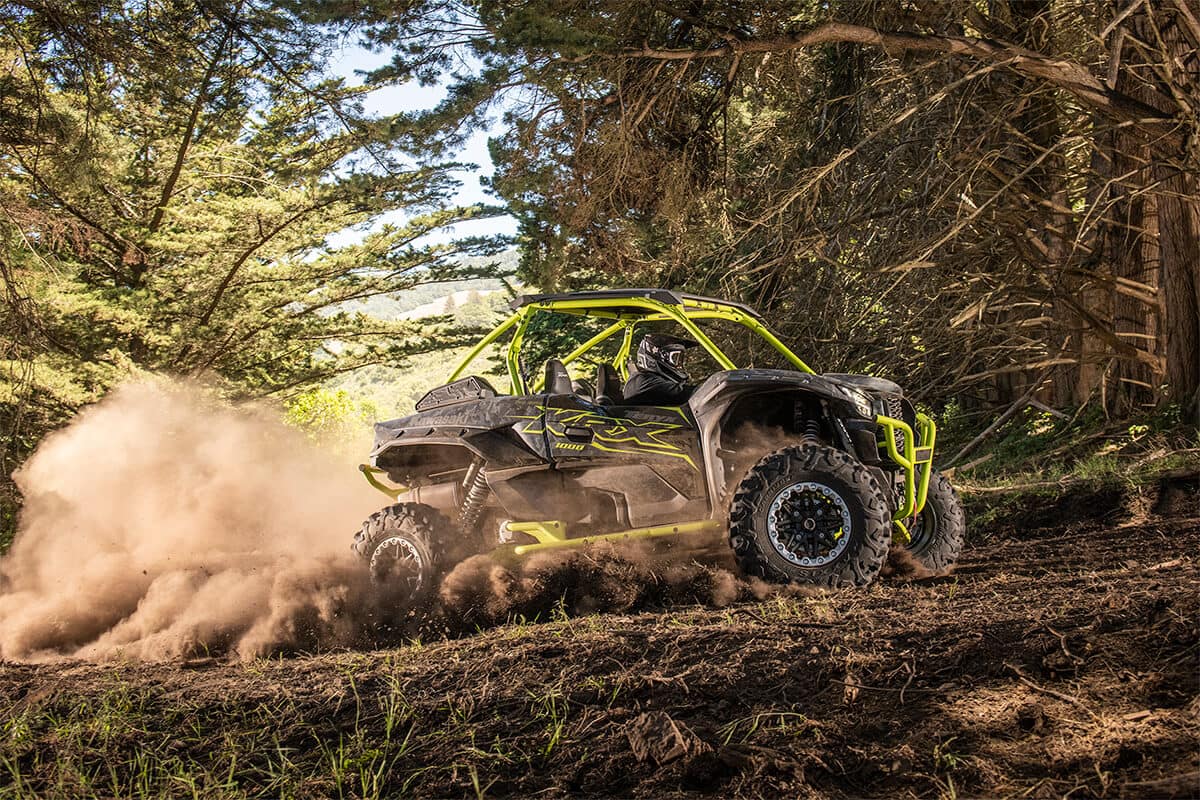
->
<box><xmin>905</xmin><ymin>471</ymin><xmax>965</xmax><ymax>572</ymax></box>
<box><xmin>353</xmin><ymin>503</ymin><xmax>449</xmax><ymax>610</ymax></box>
<box><xmin>728</xmin><ymin>445</ymin><xmax>892</xmax><ymax>588</ymax></box>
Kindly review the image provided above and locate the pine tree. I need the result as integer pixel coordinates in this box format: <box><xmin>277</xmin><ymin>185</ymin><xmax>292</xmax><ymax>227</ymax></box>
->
<box><xmin>0</xmin><ymin>0</ymin><xmax>509</xmax><ymax>529</ymax></box>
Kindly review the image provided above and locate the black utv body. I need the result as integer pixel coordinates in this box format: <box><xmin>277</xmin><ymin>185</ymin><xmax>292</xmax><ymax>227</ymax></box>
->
<box><xmin>354</xmin><ymin>289</ymin><xmax>964</xmax><ymax>602</ymax></box>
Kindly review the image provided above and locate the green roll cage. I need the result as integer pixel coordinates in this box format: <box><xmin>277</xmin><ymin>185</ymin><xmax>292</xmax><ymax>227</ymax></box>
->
<box><xmin>438</xmin><ymin>292</ymin><xmax>935</xmax><ymax>530</ymax></box>
<box><xmin>447</xmin><ymin>293</ymin><xmax>815</xmax><ymax>395</ymax></box>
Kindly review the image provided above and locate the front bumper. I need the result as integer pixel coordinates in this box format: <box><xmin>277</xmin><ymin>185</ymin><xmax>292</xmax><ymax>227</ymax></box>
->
<box><xmin>874</xmin><ymin>412</ymin><xmax>937</xmax><ymax>521</ymax></box>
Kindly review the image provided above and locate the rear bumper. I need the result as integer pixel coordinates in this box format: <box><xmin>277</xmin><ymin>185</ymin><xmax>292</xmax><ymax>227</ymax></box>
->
<box><xmin>874</xmin><ymin>412</ymin><xmax>937</xmax><ymax>520</ymax></box>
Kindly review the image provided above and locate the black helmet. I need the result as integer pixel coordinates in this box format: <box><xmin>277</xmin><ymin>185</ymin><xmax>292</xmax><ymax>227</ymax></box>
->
<box><xmin>634</xmin><ymin>334</ymin><xmax>698</xmax><ymax>383</ymax></box>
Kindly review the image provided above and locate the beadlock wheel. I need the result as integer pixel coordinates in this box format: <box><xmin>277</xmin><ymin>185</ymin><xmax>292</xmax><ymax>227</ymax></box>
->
<box><xmin>728</xmin><ymin>444</ymin><xmax>892</xmax><ymax>588</ymax></box>
<box><xmin>353</xmin><ymin>503</ymin><xmax>448</xmax><ymax>611</ymax></box>
<box><xmin>369</xmin><ymin>535</ymin><xmax>426</xmax><ymax>591</ymax></box>
<box><xmin>766</xmin><ymin>481</ymin><xmax>851</xmax><ymax>567</ymax></box>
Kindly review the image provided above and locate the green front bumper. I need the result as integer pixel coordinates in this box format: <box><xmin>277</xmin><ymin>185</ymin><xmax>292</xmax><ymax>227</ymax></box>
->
<box><xmin>874</xmin><ymin>412</ymin><xmax>937</xmax><ymax>522</ymax></box>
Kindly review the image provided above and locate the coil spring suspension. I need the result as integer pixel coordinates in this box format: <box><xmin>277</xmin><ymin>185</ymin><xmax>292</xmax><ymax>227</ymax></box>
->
<box><xmin>885</xmin><ymin>395</ymin><xmax>905</xmax><ymax>452</ymax></box>
<box><xmin>458</xmin><ymin>458</ymin><xmax>490</xmax><ymax>532</ymax></box>
<box><xmin>799</xmin><ymin>418</ymin><xmax>822</xmax><ymax>445</ymax></box>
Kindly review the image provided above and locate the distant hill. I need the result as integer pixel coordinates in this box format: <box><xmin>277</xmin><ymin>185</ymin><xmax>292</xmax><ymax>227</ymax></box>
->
<box><xmin>344</xmin><ymin>250</ymin><xmax>520</xmax><ymax>322</ymax></box>
<box><xmin>334</xmin><ymin>265</ymin><xmax>517</xmax><ymax>416</ymax></box>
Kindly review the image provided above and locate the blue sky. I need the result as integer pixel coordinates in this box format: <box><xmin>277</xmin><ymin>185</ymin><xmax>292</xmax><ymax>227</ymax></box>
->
<box><xmin>331</xmin><ymin>45</ymin><xmax>519</xmax><ymax>246</ymax></box>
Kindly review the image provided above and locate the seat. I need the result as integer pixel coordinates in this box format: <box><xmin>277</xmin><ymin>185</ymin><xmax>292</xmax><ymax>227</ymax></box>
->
<box><xmin>544</xmin><ymin>359</ymin><xmax>573</xmax><ymax>395</ymax></box>
<box><xmin>594</xmin><ymin>363</ymin><xmax>624</xmax><ymax>405</ymax></box>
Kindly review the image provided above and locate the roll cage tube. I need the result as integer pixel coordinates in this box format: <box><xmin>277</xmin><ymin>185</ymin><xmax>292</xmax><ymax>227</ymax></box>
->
<box><xmin>447</xmin><ymin>297</ymin><xmax>816</xmax><ymax>394</ymax></box>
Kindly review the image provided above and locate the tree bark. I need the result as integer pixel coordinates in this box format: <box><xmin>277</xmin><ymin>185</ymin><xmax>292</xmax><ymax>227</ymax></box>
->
<box><xmin>1134</xmin><ymin>5</ymin><xmax>1199</xmax><ymax>414</ymax></box>
<box><xmin>1102</xmin><ymin>5</ymin><xmax>1164</xmax><ymax>414</ymax></box>
<box><xmin>1158</xmin><ymin>166</ymin><xmax>1200</xmax><ymax>414</ymax></box>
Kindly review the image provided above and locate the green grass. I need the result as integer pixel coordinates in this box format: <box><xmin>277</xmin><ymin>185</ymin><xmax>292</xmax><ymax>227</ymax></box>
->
<box><xmin>0</xmin><ymin>635</ymin><xmax>606</xmax><ymax>798</ymax></box>
<box><xmin>0</xmin><ymin>665</ymin><xmax>468</xmax><ymax>799</ymax></box>
<box><xmin>931</xmin><ymin>402</ymin><xmax>1198</xmax><ymax>538</ymax></box>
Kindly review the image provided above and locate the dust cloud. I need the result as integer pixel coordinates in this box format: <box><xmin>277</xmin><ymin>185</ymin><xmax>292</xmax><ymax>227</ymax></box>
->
<box><xmin>879</xmin><ymin>547</ymin><xmax>942</xmax><ymax>580</ymax></box>
<box><xmin>1</xmin><ymin>383</ymin><xmax>911</xmax><ymax>662</ymax></box>
<box><xmin>0</xmin><ymin>380</ymin><xmax>384</xmax><ymax>662</ymax></box>
<box><xmin>437</xmin><ymin>541</ymin><xmax>818</xmax><ymax>631</ymax></box>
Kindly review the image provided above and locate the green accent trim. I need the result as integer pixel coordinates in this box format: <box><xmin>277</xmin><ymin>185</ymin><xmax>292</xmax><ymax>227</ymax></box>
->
<box><xmin>360</xmin><ymin>464</ymin><xmax>406</xmax><ymax>501</ymax></box>
<box><xmin>504</xmin><ymin>520</ymin><xmax>567</xmax><ymax>544</ymax></box>
<box><xmin>892</xmin><ymin>519</ymin><xmax>911</xmax><ymax>545</ymax></box>
<box><xmin>667</xmin><ymin>307</ymin><xmax>736</xmax><ymax>370</ymax></box>
<box><xmin>875</xmin><ymin>412</ymin><xmax>936</xmax><ymax>520</ymax></box>
<box><xmin>520</xmin><ymin>405</ymin><xmax>699</xmax><ymax>470</ymax></box>
<box><xmin>616</xmin><ymin>323</ymin><xmax>636</xmax><ymax>379</ymax></box>
<box><xmin>737</xmin><ymin>315</ymin><xmax>815</xmax><ymax>373</ymax></box>
<box><xmin>659</xmin><ymin>405</ymin><xmax>690</xmax><ymax>421</ymax></box>
<box><xmin>915</xmin><ymin>413</ymin><xmax>936</xmax><ymax>512</ymax></box>
<box><xmin>503</xmin><ymin>518</ymin><xmax>722</xmax><ymax>556</ymax></box>
<box><xmin>506</xmin><ymin>309</ymin><xmax>532</xmax><ymax>393</ymax></box>
<box><xmin>448</xmin><ymin>310</ymin><xmax>522</xmax><ymax>385</ymax></box>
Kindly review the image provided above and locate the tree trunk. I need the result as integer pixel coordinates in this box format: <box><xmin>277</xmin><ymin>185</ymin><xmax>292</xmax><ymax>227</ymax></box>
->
<box><xmin>1103</xmin><ymin>12</ymin><xmax>1163</xmax><ymax>414</ymax></box>
<box><xmin>1100</xmin><ymin>2</ymin><xmax>1197</xmax><ymax>416</ymax></box>
<box><xmin>1158</xmin><ymin>167</ymin><xmax>1200</xmax><ymax>414</ymax></box>
<box><xmin>1156</xmin><ymin>6</ymin><xmax>1200</xmax><ymax>416</ymax></box>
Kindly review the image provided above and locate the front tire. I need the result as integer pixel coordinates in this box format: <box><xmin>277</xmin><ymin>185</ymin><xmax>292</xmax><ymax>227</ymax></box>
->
<box><xmin>905</xmin><ymin>471</ymin><xmax>965</xmax><ymax>572</ymax></box>
<box><xmin>728</xmin><ymin>445</ymin><xmax>892</xmax><ymax>588</ymax></box>
<box><xmin>352</xmin><ymin>503</ymin><xmax>448</xmax><ymax>610</ymax></box>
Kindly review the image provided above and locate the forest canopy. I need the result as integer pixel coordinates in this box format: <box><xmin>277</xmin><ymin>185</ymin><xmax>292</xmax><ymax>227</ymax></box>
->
<box><xmin>0</xmin><ymin>0</ymin><xmax>511</xmax><ymax>514</ymax></box>
<box><xmin>345</xmin><ymin>0</ymin><xmax>1198</xmax><ymax>416</ymax></box>
<box><xmin>2</xmin><ymin>0</ymin><xmax>1198</xmax><ymax>531</ymax></box>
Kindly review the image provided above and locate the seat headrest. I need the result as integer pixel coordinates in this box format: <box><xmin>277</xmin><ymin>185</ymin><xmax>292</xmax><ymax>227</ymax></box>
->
<box><xmin>595</xmin><ymin>363</ymin><xmax>624</xmax><ymax>405</ymax></box>
<box><xmin>544</xmin><ymin>359</ymin><xmax>573</xmax><ymax>395</ymax></box>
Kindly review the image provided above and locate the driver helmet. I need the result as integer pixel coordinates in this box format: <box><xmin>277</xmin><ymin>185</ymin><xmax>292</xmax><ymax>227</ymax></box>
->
<box><xmin>634</xmin><ymin>334</ymin><xmax>698</xmax><ymax>383</ymax></box>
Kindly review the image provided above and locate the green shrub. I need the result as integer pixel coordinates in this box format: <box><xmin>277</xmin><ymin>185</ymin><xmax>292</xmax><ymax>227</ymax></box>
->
<box><xmin>285</xmin><ymin>389</ymin><xmax>378</xmax><ymax>447</ymax></box>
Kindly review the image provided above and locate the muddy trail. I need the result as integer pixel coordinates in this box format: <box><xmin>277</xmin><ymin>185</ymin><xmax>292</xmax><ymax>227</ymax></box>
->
<box><xmin>1</xmin><ymin>480</ymin><xmax>1197</xmax><ymax>799</ymax></box>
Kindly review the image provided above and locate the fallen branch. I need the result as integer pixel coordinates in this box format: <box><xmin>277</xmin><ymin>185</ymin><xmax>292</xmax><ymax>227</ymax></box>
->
<box><xmin>958</xmin><ymin>478</ymin><xmax>1077</xmax><ymax>495</ymax></box>
<box><xmin>1006</xmin><ymin>663</ymin><xmax>1100</xmax><ymax>720</ymax></box>
<box><xmin>948</xmin><ymin>374</ymin><xmax>1050</xmax><ymax>466</ymax></box>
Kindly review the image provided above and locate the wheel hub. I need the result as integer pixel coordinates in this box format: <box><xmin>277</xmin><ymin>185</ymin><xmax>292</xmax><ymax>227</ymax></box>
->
<box><xmin>907</xmin><ymin>505</ymin><xmax>934</xmax><ymax>551</ymax></box>
<box><xmin>369</xmin><ymin>536</ymin><xmax>425</xmax><ymax>590</ymax></box>
<box><xmin>766</xmin><ymin>482</ymin><xmax>851</xmax><ymax>567</ymax></box>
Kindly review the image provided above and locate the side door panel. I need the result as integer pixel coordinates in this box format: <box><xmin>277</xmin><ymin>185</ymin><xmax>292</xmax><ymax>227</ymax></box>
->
<box><xmin>540</xmin><ymin>396</ymin><xmax>707</xmax><ymax>527</ymax></box>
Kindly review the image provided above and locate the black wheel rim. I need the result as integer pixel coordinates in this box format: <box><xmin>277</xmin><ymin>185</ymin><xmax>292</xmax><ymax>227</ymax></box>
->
<box><xmin>908</xmin><ymin>505</ymin><xmax>937</xmax><ymax>552</ymax></box>
<box><xmin>766</xmin><ymin>481</ymin><xmax>851</xmax><ymax>567</ymax></box>
<box><xmin>369</xmin><ymin>536</ymin><xmax>425</xmax><ymax>593</ymax></box>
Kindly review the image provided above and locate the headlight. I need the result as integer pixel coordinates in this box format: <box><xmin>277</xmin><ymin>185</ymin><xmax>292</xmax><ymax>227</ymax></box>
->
<box><xmin>843</xmin><ymin>388</ymin><xmax>873</xmax><ymax>418</ymax></box>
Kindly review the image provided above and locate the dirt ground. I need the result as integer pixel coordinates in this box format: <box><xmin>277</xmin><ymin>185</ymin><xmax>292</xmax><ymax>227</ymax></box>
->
<box><xmin>1</xmin><ymin>479</ymin><xmax>1197</xmax><ymax>799</ymax></box>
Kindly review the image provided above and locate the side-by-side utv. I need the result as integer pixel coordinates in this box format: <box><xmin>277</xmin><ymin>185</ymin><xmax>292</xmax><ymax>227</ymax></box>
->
<box><xmin>354</xmin><ymin>289</ymin><xmax>964</xmax><ymax>604</ymax></box>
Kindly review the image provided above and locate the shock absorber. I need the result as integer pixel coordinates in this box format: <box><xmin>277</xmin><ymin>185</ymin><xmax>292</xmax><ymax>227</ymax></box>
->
<box><xmin>800</xmin><ymin>417</ymin><xmax>821</xmax><ymax>446</ymax></box>
<box><xmin>458</xmin><ymin>458</ymin><xmax>490</xmax><ymax>532</ymax></box>
<box><xmin>794</xmin><ymin>400</ymin><xmax>822</xmax><ymax>446</ymax></box>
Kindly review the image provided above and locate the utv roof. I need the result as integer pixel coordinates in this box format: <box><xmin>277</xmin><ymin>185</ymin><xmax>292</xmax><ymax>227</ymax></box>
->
<box><xmin>509</xmin><ymin>288</ymin><xmax>762</xmax><ymax>319</ymax></box>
